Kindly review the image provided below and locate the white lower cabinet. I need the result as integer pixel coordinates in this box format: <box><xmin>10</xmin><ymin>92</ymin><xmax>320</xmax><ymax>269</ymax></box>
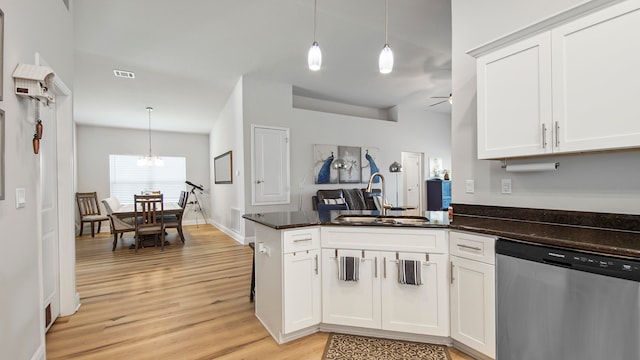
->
<box><xmin>381</xmin><ymin>251</ymin><xmax>449</xmax><ymax>336</ymax></box>
<box><xmin>283</xmin><ymin>249</ymin><xmax>321</xmax><ymax>333</ymax></box>
<box><xmin>322</xmin><ymin>249</ymin><xmax>381</xmax><ymax>329</ymax></box>
<box><xmin>449</xmin><ymin>231</ymin><xmax>496</xmax><ymax>359</ymax></box>
<box><xmin>254</xmin><ymin>225</ymin><xmax>321</xmax><ymax>343</ymax></box>
<box><xmin>321</xmin><ymin>227</ymin><xmax>449</xmax><ymax>337</ymax></box>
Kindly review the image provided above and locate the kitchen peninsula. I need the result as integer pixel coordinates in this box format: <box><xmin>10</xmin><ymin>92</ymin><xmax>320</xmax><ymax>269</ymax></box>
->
<box><xmin>244</xmin><ymin>209</ymin><xmax>453</xmax><ymax>347</ymax></box>
<box><xmin>244</xmin><ymin>205</ymin><xmax>640</xmax><ymax>360</ymax></box>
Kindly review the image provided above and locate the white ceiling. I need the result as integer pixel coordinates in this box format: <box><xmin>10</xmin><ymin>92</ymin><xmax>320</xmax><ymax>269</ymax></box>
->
<box><xmin>73</xmin><ymin>0</ymin><xmax>452</xmax><ymax>134</ymax></box>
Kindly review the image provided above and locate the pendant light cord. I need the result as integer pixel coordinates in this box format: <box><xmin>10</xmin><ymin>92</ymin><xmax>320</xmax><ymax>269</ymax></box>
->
<box><xmin>313</xmin><ymin>0</ymin><xmax>317</xmax><ymax>42</ymax></box>
<box><xmin>146</xmin><ymin>107</ymin><xmax>153</xmax><ymax>157</ymax></box>
<box><xmin>384</xmin><ymin>0</ymin><xmax>388</xmax><ymax>44</ymax></box>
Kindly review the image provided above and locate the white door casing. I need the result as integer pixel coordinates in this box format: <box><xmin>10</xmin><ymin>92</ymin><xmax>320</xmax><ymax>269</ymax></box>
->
<box><xmin>39</xmin><ymin>101</ymin><xmax>59</xmax><ymax>332</ymax></box>
<box><xmin>35</xmin><ymin>53</ymin><xmax>78</xmax><ymax>345</ymax></box>
<box><xmin>251</xmin><ymin>125</ymin><xmax>290</xmax><ymax>205</ymax></box>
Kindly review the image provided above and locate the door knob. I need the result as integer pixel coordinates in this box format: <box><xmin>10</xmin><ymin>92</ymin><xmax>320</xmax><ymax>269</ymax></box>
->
<box><xmin>255</xmin><ymin>180</ymin><xmax>264</xmax><ymax>184</ymax></box>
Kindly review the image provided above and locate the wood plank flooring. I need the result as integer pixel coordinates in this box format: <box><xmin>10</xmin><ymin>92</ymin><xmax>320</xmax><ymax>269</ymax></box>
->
<box><xmin>46</xmin><ymin>225</ymin><xmax>475</xmax><ymax>360</ymax></box>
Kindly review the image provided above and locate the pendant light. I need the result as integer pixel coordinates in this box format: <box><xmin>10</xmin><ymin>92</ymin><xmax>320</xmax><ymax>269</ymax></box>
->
<box><xmin>138</xmin><ymin>107</ymin><xmax>164</xmax><ymax>167</ymax></box>
<box><xmin>308</xmin><ymin>0</ymin><xmax>321</xmax><ymax>71</ymax></box>
<box><xmin>379</xmin><ymin>0</ymin><xmax>393</xmax><ymax>74</ymax></box>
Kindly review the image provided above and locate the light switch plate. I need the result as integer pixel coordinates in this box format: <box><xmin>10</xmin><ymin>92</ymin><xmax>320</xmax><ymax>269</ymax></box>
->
<box><xmin>16</xmin><ymin>188</ymin><xmax>26</xmax><ymax>208</ymax></box>
<box><xmin>501</xmin><ymin>179</ymin><xmax>512</xmax><ymax>194</ymax></box>
<box><xmin>465</xmin><ymin>180</ymin><xmax>475</xmax><ymax>193</ymax></box>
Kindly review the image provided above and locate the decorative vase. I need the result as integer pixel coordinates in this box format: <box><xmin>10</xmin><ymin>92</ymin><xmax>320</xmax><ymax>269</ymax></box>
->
<box><xmin>33</xmin><ymin>134</ymin><xmax>40</xmax><ymax>154</ymax></box>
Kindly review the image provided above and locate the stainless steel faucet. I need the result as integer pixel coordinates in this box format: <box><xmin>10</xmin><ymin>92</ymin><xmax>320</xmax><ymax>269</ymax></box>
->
<box><xmin>366</xmin><ymin>172</ymin><xmax>390</xmax><ymax>216</ymax></box>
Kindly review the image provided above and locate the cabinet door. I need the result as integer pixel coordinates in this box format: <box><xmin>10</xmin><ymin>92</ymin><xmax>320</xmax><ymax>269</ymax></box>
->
<box><xmin>322</xmin><ymin>249</ymin><xmax>381</xmax><ymax>328</ymax></box>
<box><xmin>477</xmin><ymin>32</ymin><xmax>553</xmax><ymax>159</ymax></box>
<box><xmin>450</xmin><ymin>255</ymin><xmax>496</xmax><ymax>358</ymax></box>
<box><xmin>283</xmin><ymin>249</ymin><xmax>321</xmax><ymax>333</ymax></box>
<box><xmin>380</xmin><ymin>252</ymin><xmax>449</xmax><ymax>336</ymax></box>
<box><xmin>552</xmin><ymin>1</ymin><xmax>640</xmax><ymax>154</ymax></box>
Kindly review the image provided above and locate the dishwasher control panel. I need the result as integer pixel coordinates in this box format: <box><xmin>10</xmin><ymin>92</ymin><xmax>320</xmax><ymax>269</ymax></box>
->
<box><xmin>496</xmin><ymin>238</ymin><xmax>640</xmax><ymax>282</ymax></box>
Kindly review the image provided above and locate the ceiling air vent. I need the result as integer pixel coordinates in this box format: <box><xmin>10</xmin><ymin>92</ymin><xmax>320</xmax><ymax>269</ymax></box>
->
<box><xmin>113</xmin><ymin>69</ymin><xmax>135</xmax><ymax>79</ymax></box>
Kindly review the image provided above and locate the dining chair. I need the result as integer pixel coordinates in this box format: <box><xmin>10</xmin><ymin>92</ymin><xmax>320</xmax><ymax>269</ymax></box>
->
<box><xmin>102</xmin><ymin>198</ymin><xmax>135</xmax><ymax>251</ymax></box>
<box><xmin>134</xmin><ymin>194</ymin><xmax>165</xmax><ymax>253</ymax></box>
<box><xmin>165</xmin><ymin>191</ymin><xmax>189</xmax><ymax>243</ymax></box>
<box><xmin>76</xmin><ymin>192</ymin><xmax>109</xmax><ymax>237</ymax></box>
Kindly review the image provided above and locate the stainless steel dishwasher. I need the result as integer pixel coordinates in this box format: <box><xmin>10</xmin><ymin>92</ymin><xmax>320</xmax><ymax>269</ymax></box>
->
<box><xmin>496</xmin><ymin>238</ymin><xmax>640</xmax><ymax>360</ymax></box>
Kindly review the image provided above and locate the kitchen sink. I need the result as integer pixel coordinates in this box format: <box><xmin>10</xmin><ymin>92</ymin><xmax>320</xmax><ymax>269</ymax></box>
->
<box><xmin>333</xmin><ymin>215</ymin><xmax>431</xmax><ymax>226</ymax></box>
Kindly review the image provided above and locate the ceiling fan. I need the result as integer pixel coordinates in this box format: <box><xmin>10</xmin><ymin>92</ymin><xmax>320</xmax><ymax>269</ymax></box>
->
<box><xmin>430</xmin><ymin>93</ymin><xmax>453</xmax><ymax>107</ymax></box>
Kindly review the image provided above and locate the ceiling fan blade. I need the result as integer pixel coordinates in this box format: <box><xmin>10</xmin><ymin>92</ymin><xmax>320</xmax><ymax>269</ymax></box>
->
<box><xmin>430</xmin><ymin>96</ymin><xmax>448</xmax><ymax>99</ymax></box>
<box><xmin>429</xmin><ymin>100</ymin><xmax>447</xmax><ymax>107</ymax></box>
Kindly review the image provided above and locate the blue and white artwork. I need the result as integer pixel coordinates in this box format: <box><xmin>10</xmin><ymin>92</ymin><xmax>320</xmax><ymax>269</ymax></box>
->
<box><xmin>361</xmin><ymin>147</ymin><xmax>381</xmax><ymax>183</ymax></box>
<box><xmin>314</xmin><ymin>144</ymin><xmax>338</xmax><ymax>184</ymax></box>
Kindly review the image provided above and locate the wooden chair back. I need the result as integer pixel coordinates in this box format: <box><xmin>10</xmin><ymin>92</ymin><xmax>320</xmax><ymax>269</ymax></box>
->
<box><xmin>178</xmin><ymin>191</ymin><xmax>189</xmax><ymax>209</ymax></box>
<box><xmin>134</xmin><ymin>194</ymin><xmax>165</xmax><ymax>252</ymax></box>
<box><xmin>76</xmin><ymin>192</ymin><xmax>103</xmax><ymax>217</ymax></box>
<box><xmin>76</xmin><ymin>192</ymin><xmax>109</xmax><ymax>237</ymax></box>
<box><xmin>165</xmin><ymin>191</ymin><xmax>189</xmax><ymax>243</ymax></box>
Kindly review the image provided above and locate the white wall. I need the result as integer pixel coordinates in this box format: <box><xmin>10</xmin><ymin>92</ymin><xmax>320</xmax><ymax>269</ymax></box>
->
<box><xmin>209</xmin><ymin>79</ymin><xmax>245</xmax><ymax>241</ymax></box>
<box><xmin>234</xmin><ymin>76</ymin><xmax>451</xmax><ymax>239</ymax></box>
<box><xmin>0</xmin><ymin>1</ymin><xmax>73</xmax><ymax>359</ymax></box>
<box><xmin>76</xmin><ymin>125</ymin><xmax>211</xmax><ymax>227</ymax></box>
<box><xmin>451</xmin><ymin>0</ymin><xmax>640</xmax><ymax>214</ymax></box>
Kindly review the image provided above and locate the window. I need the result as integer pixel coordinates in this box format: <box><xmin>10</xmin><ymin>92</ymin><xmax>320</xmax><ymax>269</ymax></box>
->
<box><xmin>109</xmin><ymin>155</ymin><xmax>186</xmax><ymax>203</ymax></box>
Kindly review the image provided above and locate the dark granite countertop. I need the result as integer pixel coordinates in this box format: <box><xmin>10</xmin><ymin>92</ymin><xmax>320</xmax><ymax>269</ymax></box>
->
<box><xmin>242</xmin><ymin>210</ymin><xmax>450</xmax><ymax>230</ymax></box>
<box><xmin>243</xmin><ymin>205</ymin><xmax>640</xmax><ymax>259</ymax></box>
<box><xmin>451</xmin><ymin>214</ymin><xmax>640</xmax><ymax>259</ymax></box>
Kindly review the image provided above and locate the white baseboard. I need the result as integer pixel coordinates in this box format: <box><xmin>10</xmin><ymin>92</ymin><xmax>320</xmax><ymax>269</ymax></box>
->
<box><xmin>210</xmin><ymin>219</ymin><xmax>246</xmax><ymax>244</ymax></box>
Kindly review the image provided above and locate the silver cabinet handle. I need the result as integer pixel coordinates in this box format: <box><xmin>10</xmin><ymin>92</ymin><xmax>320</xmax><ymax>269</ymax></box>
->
<box><xmin>542</xmin><ymin>123</ymin><xmax>548</xmax><ymax>149</ymax></box>
<box><xmin>314</xmin><ymin>254</ymin><xmax>318</xmax><ymax>275</ymax></box>
<box><xmin>383</xmin><ymin>257</ymin><xmax>387</xmax><ymax>278</ymax></box>
<box><xmin>255</xmin><ymin>180</ymin><xmax>264</xmax><ymax>184</ymax></box>
<box><xmin>293</xmin><ymin>238</ymin><xmax>312</xmax><ymax>243</ymax></box>
<box><xmin>374</xmin><ymin>257</ymin><xmax>378</xmax><ymax>278</ymax></box>
<box><xmin>450</xmin><ymin>261</ymin><xmax>455</xmax><ymax>284</ymax></box>
<box><xmin>457</xmin><ymin>244</ymin><xmax>482</xmax><ymax>251</ymax></box>
<box><xmin>555</xmin><ymin>121</ymin><xmax>560</xmax><ymax>148</ymax></box>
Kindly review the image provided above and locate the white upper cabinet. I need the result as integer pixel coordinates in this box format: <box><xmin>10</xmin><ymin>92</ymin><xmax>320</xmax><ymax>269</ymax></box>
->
<box><xmin>476</xmin><ymin>33</ymin><xmax>553</xmax><ymax>159</ymax></box>
<box><xmin>472</xmin><ymin>0</ymin><xmax>640</xmax><ymax>159</ymax></box>
<box><xmin>552</xmin><ymin>1</ymin><xmax>640</xmax><ymax>153</ymax></box>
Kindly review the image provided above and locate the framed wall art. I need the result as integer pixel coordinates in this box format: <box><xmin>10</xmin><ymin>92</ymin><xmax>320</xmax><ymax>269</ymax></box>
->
<box><xmin>214</xmin><ymin>150</ymin><xmax>232</xmax><ymax>184</ymax></box>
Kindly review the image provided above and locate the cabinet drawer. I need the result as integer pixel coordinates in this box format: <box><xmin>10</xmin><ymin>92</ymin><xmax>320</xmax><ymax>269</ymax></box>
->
<box><xmin>449</xmin><ymin>231</ymin><xmax>496</xmax><ymax>265</ymax></box>
<box><xmin>321</xmin><ymin>227</ymin><xmax>447</xmax><ymax>253</ymax></box>
<box><xmin>283</xmin><ymin>227</ymin><xmax>320</xmax><ymax>253</ymax></box>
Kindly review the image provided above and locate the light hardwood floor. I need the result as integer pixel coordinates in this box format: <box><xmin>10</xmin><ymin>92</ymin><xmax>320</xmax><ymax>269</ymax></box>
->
<box><xmin>46</xmin><ymin>225</ymin><xmax>474</xmax><ymax>360</ymax></box>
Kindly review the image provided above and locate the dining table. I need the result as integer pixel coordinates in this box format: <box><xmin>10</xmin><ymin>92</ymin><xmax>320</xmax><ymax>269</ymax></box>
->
<box><xmin>111</xmin><ymin>202</ymin><xmax>182</xmax><ymax>218</ymax></box>
<box><xmin>111</xmin><ymin>202</ymin><xmax>183</xmax><ymax>248</ymax></box>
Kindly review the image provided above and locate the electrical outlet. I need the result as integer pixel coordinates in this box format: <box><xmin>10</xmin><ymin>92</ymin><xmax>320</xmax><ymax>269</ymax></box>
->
<box><xmin>465</xmin><ymin>180</ymin><xmax>475</xmax><ymax>193</ymax></box>
<box><xmin>501</xmin><ymin>179</ymin><xmax>512</xmax><ymax>194</ymax></box>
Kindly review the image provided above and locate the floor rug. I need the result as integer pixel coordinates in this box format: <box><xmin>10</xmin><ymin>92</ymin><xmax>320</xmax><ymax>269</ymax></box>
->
<box><xmin>322</xmin><ymin>333</ymin><xmax>451</xmax><ymax>360</ymax></box>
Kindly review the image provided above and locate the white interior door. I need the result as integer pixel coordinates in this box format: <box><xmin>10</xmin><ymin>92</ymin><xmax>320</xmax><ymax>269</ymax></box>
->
<box><xmin>251</xmin><ymin>125</ymin><xmax>290</xmax><ymax>205</ymax></box>
<box><xmin>39</xmin><ymin>101</ymin><xmax>59</xmax><ymax>331</ymax></box>
<box><xmin>401</xmin><ymin>152</ymin><xmax>423</xmax><ymax>213</ymax></box>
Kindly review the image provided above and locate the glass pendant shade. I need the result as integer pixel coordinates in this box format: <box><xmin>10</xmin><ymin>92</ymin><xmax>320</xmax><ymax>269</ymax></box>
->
<box><xmin>137</xmin><ymin>156</ymin><xmax>164</xmax><ymax>167</ymax></box>
<box><xmin>379</xmin><ymin>44</ymin><xmax>393</xmax><ymax>74</ymax></box>
<box><xmin>308</xmin><ymin>41</ymin><xmax>322</xmax><ymax>71</ymax></box>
